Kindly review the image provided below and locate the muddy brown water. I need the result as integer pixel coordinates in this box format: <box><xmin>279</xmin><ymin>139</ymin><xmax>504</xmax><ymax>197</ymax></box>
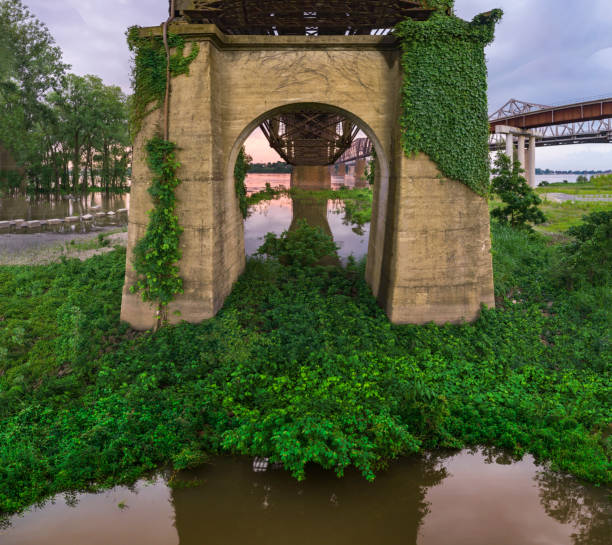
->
<box><xmin>1</xmin><ymin>449</ymin><xmax>610</xmax><ymax>545</ymax></box>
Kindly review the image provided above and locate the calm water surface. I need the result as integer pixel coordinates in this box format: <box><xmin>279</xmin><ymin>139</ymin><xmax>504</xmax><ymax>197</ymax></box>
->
<box><xmin>2</xmin><ymin>449</ymin><xmax>610</xmax><ymax>545</ymax></box>
<box><xmin>0</xmin><ymin>192</ymin><xmax>129</xmax><ymax>221</ymax></box>
<box><xmin>244</xmin><ymin>173</ymin><xmax>370</xmax><ymax>261</ymax></box>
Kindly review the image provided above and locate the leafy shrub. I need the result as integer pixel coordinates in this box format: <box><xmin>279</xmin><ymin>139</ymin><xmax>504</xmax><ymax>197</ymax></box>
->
<box><xmin>491</xmin><ymin>153</ymin><xmax>546</xmax><ymax>230</ymax></box>
<box><xmin>558</xmin><ymin>210</ymin><xmax>612</xmax><ymax>288</ymax></box>
<box><xmin>256</xmin><ymin>219</ymin><xmax>338</xmax><ymax>267</ymax></box>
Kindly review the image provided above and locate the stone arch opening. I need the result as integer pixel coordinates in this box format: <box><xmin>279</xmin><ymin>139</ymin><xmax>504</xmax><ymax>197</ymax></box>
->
<box><xmin>121</xmin><ymin>26</ymin><xmax>495</xmax><ymax>330</ymax></box>
<box><xmin>225</xmin><ymin>102</ymin><xmax>389</xmax><ymax>278</ymax></box>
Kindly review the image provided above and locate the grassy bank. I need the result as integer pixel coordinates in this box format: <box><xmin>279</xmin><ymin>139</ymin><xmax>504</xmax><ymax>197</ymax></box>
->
<box><xmin>0</xmin><ymin>218</ymin><xmax>610</xmax><ymax>517</ymax></box>
<box><xmin>537</xmin><ymin>201</ymin><xmax>612</xmax><ymax>234</ymax></box>
<box><xmin>536</xmin><ymin>174</ymin><xmax>612</xmax><ymax>195</ymax></box>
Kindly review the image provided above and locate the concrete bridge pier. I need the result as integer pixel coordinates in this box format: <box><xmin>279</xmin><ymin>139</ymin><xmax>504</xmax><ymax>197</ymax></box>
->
<box><xmin>505</xmin><ymin>133</ymin><xmax>514</xmax><ymax>165</ymax></box>
<box><xmin>121</xmin><ymin>25</ymin><xmax>496</xmax><ymax>330</ymax></box>
<box><xmin>527</xmin><ymin>136</ymin><xmax>536</xmax><ymax>188</ymax></box>
<box><xmin>290</xmin><ymin>165</ymin><xmax>332</xmax><ymax>190</ymax></box>
<box><xmin>354</xmin><ymin>158</ymin><xmax>368</xmax><ymax>187</ymax></box>
<box><xmin>496</xmin><ymin>125</ymin><xmax>538</xmax><ymax>187</ymax></box>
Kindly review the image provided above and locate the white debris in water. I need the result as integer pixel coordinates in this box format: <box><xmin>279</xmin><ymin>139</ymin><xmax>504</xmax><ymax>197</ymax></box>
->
<box><xmin>253</xmin><ymin>457</ymin><xmax>269</xmax><ymax>472</ymax></box>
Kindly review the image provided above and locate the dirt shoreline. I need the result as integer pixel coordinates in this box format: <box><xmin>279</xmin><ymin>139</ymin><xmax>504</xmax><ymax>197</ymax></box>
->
<box><xmin>0</xmin><ymin>228</ymin><xmax>128</xmax><ymax>265</ymax></box>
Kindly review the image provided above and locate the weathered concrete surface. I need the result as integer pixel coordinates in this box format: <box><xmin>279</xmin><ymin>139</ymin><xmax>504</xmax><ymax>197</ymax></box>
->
<box><xmin>290</xmin><ymin>166</ymin><xmax>331</xmax><ymax>190</ymax></box>
<box><xmin>121</xmin><ymin>24</ymin><xmax>495</xmax><ymax>329</ymax></box>
<box><xmin>377</xmin><ymin>153</ymin><xmax>495</xmax><ymax>324</ymax></box>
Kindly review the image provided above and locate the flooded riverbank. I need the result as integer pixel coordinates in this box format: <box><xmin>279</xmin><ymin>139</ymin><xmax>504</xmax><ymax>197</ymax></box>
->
<box><xmin>2</xmin><ymin>449</ymin><xmax>609</xmax><ymax>545</ymax></box>
<box><xmin>1</xmin><ymin>174</ymin><xmax>370</xmax><ymax>265</ymax></box>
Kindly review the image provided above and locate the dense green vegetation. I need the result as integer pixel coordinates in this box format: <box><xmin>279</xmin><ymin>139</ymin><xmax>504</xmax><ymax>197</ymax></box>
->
<box><xmin>1</xmin><ymin>211</ymin><xmax>610</xmax><ymax>517</ymax></box>
<box><xmin>0</xmin><ymin>1</ymin><xmax>130</xmax><ymax>195</ymax></box>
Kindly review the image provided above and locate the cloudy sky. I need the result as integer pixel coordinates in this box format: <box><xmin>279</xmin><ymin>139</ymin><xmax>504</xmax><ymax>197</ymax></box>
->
<box><xmin>25</xmin><ymin>0</ymin><xmax>612</xmax><ymax>169</ymax></box>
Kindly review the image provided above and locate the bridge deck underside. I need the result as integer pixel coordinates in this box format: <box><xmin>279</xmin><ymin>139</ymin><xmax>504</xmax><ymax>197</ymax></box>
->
<box><xmin>175</xmin><ymin>0</ymin><xmax>436</xmax><ymax>35</ymax></box>
<box><xmin>260</xmin><ymin>112</ymin><xmax>359</xmax><ymax>166</ymax></box>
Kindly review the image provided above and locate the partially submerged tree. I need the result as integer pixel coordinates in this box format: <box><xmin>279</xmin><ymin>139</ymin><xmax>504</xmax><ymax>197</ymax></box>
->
<box><xmin>491</xmin><ymin>153</ymin><xmax>546</xmax><ymax>231</ymax></box>
<box><xmin>0</xmin><ymin>1</ymin><xmax>130</xmax><ymax>195</ymax></box>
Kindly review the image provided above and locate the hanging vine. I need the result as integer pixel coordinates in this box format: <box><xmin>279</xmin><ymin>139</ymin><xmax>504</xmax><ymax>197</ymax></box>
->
<box><xmin>234</xmin><ymin>147</ymin><xmax>251</xmax><ymax>219</ymax></box>
<box><xmin>130</xmin><ymin>137</ymin><xmax>184</xmax><ymax>322</ymax></box>
<box><xmin>126</xmin><ymin>26</ymin><xmax>199</xmax><ymax>138</ymax></box>
<box><xmin>127</xmin><ymin>8</ymin><xmax>200</xmax><ymax>327</ymax></box>
<box><xmin>395</xmin><ymin>9</ymin><xmax>503</xmax><ymax>195</ymax></box>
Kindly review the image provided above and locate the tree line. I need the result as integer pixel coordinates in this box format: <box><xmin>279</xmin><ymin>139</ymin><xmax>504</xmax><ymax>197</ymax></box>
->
<box><xmin>0</xmin><ymin>0</ymin><xmax>130</xmax><ymax>196</ymax></box>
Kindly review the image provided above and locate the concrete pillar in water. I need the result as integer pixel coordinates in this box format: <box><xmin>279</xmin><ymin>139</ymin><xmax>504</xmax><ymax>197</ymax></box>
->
<box><xmin>337</xmin><ymin>163</ymin><xmax>347</xmax><ymax>176</ymax></box>
<box><xmin>354</xmin><ymin>158</ymin><xmax>368</xmax><ymax>188</ymax></box>
<box><xmin>505</xmin><ymin>134</ymin><xmax>514</xmax><ymax>164</ymax></box>
<box><xmin>290</xmin><ymin>165</ymin><xmax>332</xmax><ymax>190</ymax></box>
<box><xmin>290</xmin><ymin>194</ymin><xmax>339</xmax><ymax>266</ymax></box>
<box><xmin>517</xmin><ymin>134</ymin><xmax>526</xmax><ymax>173</ymax></box>
<box><xmin>527</xmin><ymin>136</ymin><xmax>537</xmax><ymax>187</ymax></box>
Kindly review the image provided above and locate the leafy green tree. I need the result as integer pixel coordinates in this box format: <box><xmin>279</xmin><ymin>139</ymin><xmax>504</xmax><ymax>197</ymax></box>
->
<box><xmin>0</xmin><ymin>2</ymin><xmax>129</xmax><ymax>195</ymax></box>
<box><xmin>0</xmin><ymin>0</ymin><xmax>67</xmax><ymax>185</ymax></box>
<box><xmin>48</xmin><ymin>74</ymin><xmax>129</xmax><ymax>193</ymax></box>
<box><xmin>491</xmin><ymin>153</ymin><xmax>546</xmax><ymax>231</ymax></box>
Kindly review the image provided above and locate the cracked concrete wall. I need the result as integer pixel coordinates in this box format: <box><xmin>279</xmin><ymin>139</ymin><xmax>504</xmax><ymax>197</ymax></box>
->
<box><xmin>121</xmin><ymin>25</ymin><xmax>494</xmax><ymax>329</ymax></box>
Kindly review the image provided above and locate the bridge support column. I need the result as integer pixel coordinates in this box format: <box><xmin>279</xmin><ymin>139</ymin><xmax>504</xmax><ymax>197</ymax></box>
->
<box><xmin>354</xmin><ymin>158</ymin><xmax>368</xmax><ymax>188</ymax></box>
<box><xmin>505</xmin><ymin>133</ymin><xmax>514</xmax><ymax>164</ymax></box>
<box><xmin>373</xmin><ymin>152</ymin><xmax>495</xmax><ymax>325</ymax></box>
<box><xmin>517</xmin><ymin>134</ymin><xmax>526</xmax><ymax>172</ymax></box>
<box><xmin>290</xmin><ymin>165</ymin><xmax>332</xmax><ymax>190</ymax></box>
<box><xmin>527</xmin><ymin>136</ymin><xmax>537</xmax><ymax>187</ymax></box>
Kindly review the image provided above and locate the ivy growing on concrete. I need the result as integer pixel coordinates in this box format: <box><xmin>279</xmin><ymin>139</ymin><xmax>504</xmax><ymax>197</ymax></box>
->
<box><xmin>130</xmin><ymin>137</ymin><xmax>184</xmax><ymax>324</ymax></box>
<box><xmin>422</xmin><ymin>0</ymin><xmax>454</xmax><ymax>13</ymax></box>
<box><xmin>126</xmin><ymin>26</ymin><xmax>199</xmax><ymax>137</ymax></box>
<box><xmin>234</xmin><ymin>147</ymin><xmax>251</xmax><ymax>219</ymax></box>
<box><xmin>395</xmin><ymin>9</ymin><xmax>503</xmax><ymax>195</ymax></box>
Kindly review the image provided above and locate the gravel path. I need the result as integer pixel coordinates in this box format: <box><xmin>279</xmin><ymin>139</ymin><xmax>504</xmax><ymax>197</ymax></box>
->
<box><xmin>542</xmin><ymin>193</ymin><xmax>612</xmax><ymax>203</ymax></box>
<box><xmin>0</xmin><ymin>229</ymin><xmax>127</xmax><ymax>265</ymax></box>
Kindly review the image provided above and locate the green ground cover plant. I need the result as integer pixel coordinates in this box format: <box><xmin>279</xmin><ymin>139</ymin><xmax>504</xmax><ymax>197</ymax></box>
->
<box><xmin>0</xmin><ymin>213</ymin><xmax>610</xmax><ymax>518</ymax></box>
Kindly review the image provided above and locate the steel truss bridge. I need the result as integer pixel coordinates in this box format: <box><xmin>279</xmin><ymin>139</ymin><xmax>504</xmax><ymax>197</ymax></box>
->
<box><xmin>336</xmin><ymin>137</ymin><xmax>372</xmax><ymax>164</ymax></box>
<box><xmin>489</xmin><ymin>97</ymin><xmax>612</xmax><ymax>149</ymax></box>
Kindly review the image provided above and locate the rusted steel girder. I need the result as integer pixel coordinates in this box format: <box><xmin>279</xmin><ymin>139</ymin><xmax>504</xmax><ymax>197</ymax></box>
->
<box><xmin>260</xmin><ymin>112</ymin><xmax>359</xmax><ymax>166</ymax></box>
<box><xmin>174</xmin><ymin>0</ymin><xmax>437</xmax><ymax>35</ymax></box>
<box><xmin>490</xmin><ymin>97</ymin><xmax>612</xmax><ymax>131</ymax></box>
